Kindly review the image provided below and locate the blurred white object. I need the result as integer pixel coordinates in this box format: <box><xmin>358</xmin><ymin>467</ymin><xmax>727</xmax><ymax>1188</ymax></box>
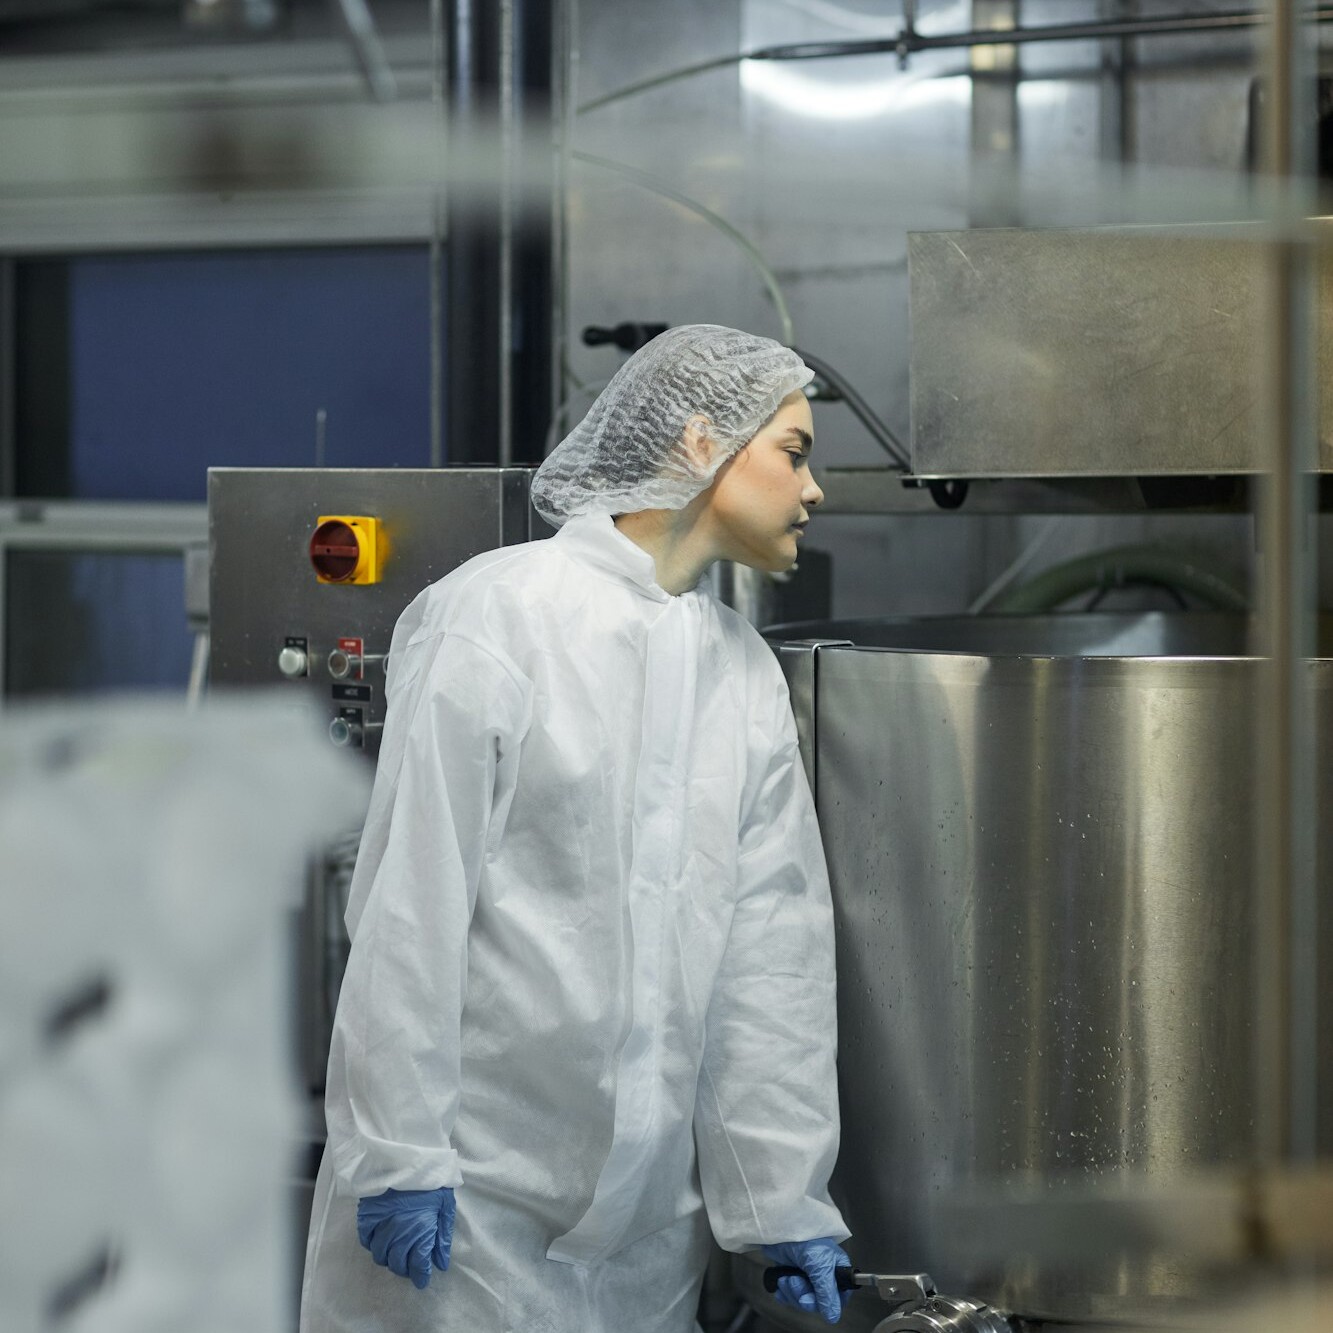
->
<box><xmin>0</xmin><ymin>696</ymin><xmax>368</xmax><ymax>1333</ymax></box>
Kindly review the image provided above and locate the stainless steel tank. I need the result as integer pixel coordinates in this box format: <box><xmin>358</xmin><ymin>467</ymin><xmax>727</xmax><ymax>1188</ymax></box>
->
<box><xmin>768</xmin><ymin>613</ymin><xmax>1332</xmax><ymax>1324</ymax></box>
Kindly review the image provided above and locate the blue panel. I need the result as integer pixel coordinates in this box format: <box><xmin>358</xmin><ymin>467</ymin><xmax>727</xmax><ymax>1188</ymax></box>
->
<box><xmin>5</xmin><ymin>550</ymin><xmax>195</xmax><ymax>697</ymax></box>
<box><xmin>68</xmin><ymin>248</ymin><xmax>434</xmax><ymax>501</ymax></box>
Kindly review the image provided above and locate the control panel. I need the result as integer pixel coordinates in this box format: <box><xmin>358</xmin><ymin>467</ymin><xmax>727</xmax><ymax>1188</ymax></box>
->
<box><xmin>208</xmin><ymin>468</ymin><xmax>543</xmax><ymax>761</ymax></box>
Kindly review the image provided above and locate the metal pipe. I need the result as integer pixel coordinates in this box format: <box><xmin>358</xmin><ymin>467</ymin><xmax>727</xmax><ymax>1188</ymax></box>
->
<box><xmin>445</xmin><ymin>0</ymin><xmax>503</xmax><ymax>466</ymax></box>
<box><xmin>0</xmin><ymin>259</ymin><xmax>14</xmax><ymax>498</ymax></box>
<box><xmin>498</xmin><ymin>0</ymin><xmax>516</xmax><ymax>468</ymax></box>
<box><xmin>551</xmin><ymin>0</ymin><xmax>575</xmax><ymax>458</ymax></box>
<box><xmin>328</xmin><ymin>0</ymin><xmax>398</xmax><ymax>102</ymax></box>
<box><xmin>1097</xmin><ymin>0</ymin><xmax>1134</xmax><ymax>168</ymax></box>
<box><xmin>429</xmin><ymin>0</ymin><xmax>445</xmax><ymax>468</ymax></box>
<box><xmin>746</xmin><ymin>6</ymin><xmax>1333</xmax><ymax>62</ymax></box>
<box><xmin>1255</xmin><ymin>0</ymin><xmax>1319</xmax><ymax>1171</ymax></box>
<box><xmin>579</xmin><ymin>7</ymin><xmax>1333</xmax><ymax>116</ymax></box>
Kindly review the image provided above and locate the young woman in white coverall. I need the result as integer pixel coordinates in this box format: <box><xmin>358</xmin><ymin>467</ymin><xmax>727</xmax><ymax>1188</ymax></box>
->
<box><xmin>300</xmin><ymin>325</ymin><xmax>851</xmax><ymax>1333</ymax></box>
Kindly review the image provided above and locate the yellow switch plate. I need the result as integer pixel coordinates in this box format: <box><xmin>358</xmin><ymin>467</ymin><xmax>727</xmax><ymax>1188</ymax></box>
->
<box><xmin>310</xmin><ymin>514</ymin><xmax>384</xmax><ymax>585</ymax></box>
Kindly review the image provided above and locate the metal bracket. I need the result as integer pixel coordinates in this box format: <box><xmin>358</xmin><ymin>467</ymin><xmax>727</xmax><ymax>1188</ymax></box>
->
<box><xmin>772</xmin><ymin>637</ymin><xmax>853</xmax><ymax>799</ymax></box>
<box><xmin>859</xmin><ymin>1271</ymin><xmax>937</xmax><ymax>1310</ymax></box>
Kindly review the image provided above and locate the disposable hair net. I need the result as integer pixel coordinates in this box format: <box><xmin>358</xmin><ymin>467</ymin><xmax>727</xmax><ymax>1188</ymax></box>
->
<box><xmin>531</xmin><ymin>324</ymin><xmax>813</xmax><ymax>527</ymax></box>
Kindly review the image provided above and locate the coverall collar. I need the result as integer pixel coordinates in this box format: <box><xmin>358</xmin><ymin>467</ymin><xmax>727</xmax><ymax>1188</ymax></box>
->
<box><xmin>555</xmin><ymin>513</ymin><xmax>692</xmax><ymax>603</ymax></box>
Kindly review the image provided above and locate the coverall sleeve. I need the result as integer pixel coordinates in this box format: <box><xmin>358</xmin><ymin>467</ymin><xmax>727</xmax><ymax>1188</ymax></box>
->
<box><xmin>694</xmin><ymin>667</ymin><xmax>849</xmax><ymax>1252</ymax></box>
<box><xmin>325</xmin><ymin>630</ymin><xmax>531</xmax><ymax>1199</ymax></box>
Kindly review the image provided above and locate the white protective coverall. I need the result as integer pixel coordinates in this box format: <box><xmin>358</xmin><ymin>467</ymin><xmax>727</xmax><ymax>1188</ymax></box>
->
<box><xmin>300</xmin><ymin>513</ymin><xmax>847</xmax><ymax>1333</ymax></box>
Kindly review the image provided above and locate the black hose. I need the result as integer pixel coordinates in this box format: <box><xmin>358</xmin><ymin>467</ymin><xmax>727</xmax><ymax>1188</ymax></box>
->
<box><xmin>791</xmin><ymin>346</ymin><xmax>910</xmax><ymax>471</ymax></box>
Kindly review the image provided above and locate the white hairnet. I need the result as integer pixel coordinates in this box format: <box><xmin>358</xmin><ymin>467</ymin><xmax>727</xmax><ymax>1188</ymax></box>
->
<box><xmin>531</xmin><ymin>324</ymin><xmax>813</xmax><ymax>527</ymax></box>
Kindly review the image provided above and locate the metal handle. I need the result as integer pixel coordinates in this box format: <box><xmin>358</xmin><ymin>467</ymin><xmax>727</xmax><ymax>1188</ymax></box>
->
<box><xmin>327</xmin><ymin>648</ymin><xmax>388</xmax><ymax>680</ymax></box>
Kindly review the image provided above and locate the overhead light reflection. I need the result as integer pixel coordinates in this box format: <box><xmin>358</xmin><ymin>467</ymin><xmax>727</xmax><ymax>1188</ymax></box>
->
<box><xmin>740</xmin><ymin>59</ymin><xmax>970</xmax><ymax>121</ymax></box>
<box><xmin>1017</xmin><ymin>81</ymin><xmax>1072</xmax><ymax>111</ymax></box>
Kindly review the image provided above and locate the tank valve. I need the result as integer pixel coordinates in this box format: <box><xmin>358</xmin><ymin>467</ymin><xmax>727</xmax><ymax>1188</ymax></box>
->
<box><xmin>762</xmin><ymin>1268</ymin><xmax>1011</xmax><ymax>1333</ymax></box>
<box><xmin>870</xmin><ymin>1290</ymin><xmax>1011</xmax><ymax>1333</ymax></box>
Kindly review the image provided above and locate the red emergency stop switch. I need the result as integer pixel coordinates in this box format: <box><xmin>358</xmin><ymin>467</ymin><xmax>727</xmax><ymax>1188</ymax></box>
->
<box><xmin>309</xmin><ymin>515</ymin><xmax>383</xmax><ymax>584</ymax></box>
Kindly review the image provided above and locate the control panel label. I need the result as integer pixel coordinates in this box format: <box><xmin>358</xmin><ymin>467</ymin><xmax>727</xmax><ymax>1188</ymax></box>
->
<box><xmin>333</xmin><ymin>683</ymin><xmax>373</xmax><ymax>704</ymax></box>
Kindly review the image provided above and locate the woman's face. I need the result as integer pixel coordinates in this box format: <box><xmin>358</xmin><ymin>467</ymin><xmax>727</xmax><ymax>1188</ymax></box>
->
<box><xmin>700</xmin><ymin>391</ymin><xmax>823</xmax><ymax>573</ymax></box>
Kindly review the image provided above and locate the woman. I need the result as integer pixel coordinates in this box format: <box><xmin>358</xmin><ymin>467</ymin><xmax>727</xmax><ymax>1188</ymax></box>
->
<box><xmin>301</xmin><ymin>325</ymin><xmax>851</xmax><ymax>1332</ymax></box>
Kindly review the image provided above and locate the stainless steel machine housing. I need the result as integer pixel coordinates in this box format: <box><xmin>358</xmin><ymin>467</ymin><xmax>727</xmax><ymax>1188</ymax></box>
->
<box><xmin>770</xmin><ymin>613</ymin><xmax>1332</xmax><ymax>1324</ymax></box>
<box><xmin>909</xmin><ymin>224</ymin><xmax>1333</xmax><ymax>478</ymax></box>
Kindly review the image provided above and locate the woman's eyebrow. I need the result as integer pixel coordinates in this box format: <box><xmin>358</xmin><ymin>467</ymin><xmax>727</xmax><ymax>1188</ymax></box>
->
<box><xmin>788</xmin><ymin>427</ymin><xmax>813</xmax><ymax>452</ymax></box>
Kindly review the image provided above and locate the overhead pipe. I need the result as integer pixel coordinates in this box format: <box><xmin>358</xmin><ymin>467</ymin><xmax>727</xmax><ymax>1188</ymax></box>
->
<box><xmin>445</xmin><ymin>0</ymin><xmax>555</xmax><ymax>467</ymax></box>
<box><xmin>745</xmin><ymin>6</ymin><xmax>1333</xmax><ymax>66</ymax></box>
<box><xmin>580</xmin><ymin>6</ymin><xmax>1333</xmax><ymax>115</ymax></box>
<box><xmin>329</xmin><ymin>0</ymin><xmax>398</xmax><ymax>103</ymax></box>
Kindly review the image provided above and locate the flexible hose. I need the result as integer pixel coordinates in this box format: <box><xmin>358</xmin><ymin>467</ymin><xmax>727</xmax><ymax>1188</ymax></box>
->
<box><xmin>989</xmin><ymin>545</ymin><xmax>1248</xmax><ymax>615</ymax></box>
<box><xmin>791</xmin><ymin>345</ymin><xmax>910</xmax><ymax>469</ymax></box>
<box><xmin>571</xmin><ymin>151</ymin><xmax>795</xmax><ymax>344</ymax></box>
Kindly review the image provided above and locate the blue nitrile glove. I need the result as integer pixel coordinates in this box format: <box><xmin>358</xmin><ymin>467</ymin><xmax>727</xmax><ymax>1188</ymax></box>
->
<box><xmin>762</xmin><ymin>1238</ymin><xmax>854</xmax><ymax>1324</ymax></box>
<box><xmin>356</xmin><ymin>1187</ymin><xmax>456</xmax><ymax>1290</ymax></box>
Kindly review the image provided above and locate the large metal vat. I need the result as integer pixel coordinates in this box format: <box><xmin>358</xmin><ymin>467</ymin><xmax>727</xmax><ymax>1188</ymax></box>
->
<box><xmin>769</xmin><ymin>613</ymin><xmax>1332</xmax><ymax>1324</ymax></box>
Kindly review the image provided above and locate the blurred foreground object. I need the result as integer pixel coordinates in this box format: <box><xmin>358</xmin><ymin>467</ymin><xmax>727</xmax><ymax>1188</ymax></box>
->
<box><xmin>182</xmin><ymin>0</ymin><xmax>282</xmax><ymax>33</ymax></box>
<box><xmin>0</xmin><ymin>696</ymin><xmax>368</xmax><ymax>1333</ymax></box>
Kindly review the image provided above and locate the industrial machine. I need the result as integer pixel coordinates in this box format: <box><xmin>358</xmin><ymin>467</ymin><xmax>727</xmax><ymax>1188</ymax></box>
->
<box><xmin>908</xmin><ymin>223</ymin><xmax>1333</xmax><ymax>481</ymax></box>
<box><xmin>733</xmin><ymin>219</ymin><xmax>1333</xmax><ymax>1332</ymax></box>
<box><xmin>743</xmin><ymin>614</ymin><xmax>1332</xmax><ymax>1330</ymax></box>
<box><xmin>208</xmin><ymin>467</ymin><xmax>544</xmax><ymax>1301</ymax></box>
<box><xmin>208</xmin><ymin>464</ymin><xmax>544</xmax><ymax>1073</ymax></box>
<box><xmin>208</xmin><ymin>467</ymin><xmax>542</xmax><ymax>758</ymax></box>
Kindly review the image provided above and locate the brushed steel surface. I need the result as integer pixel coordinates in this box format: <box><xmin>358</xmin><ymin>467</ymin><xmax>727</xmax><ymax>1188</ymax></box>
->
<box><xmin>210</xmin><ymin>467</ymin><xmax>539</xmax><ymax>1105</ymax></box>
<box><xmin>771</xmin><ymin>613</ymin><xmax>1332</xmax><ymax>1320</ymax></box>
<box><xmin>208</xmin><ymin>467</ymin><xmax>539</xmax><ymax>760</ymax></box>
<box><xmin>909</xmin><ymin>224</ymin><xmax>1333</xmax><ymax>477</ymax></box>
<box><xmin>811</xmin><ymin>471</ymin><xmax>1246</xmax><ymax>516</ymax></box>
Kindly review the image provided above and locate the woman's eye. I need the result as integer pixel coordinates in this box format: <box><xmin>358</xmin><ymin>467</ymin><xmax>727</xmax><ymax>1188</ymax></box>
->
<box><xmin>787</xmin><ymin>451</ymin><xmax>806</xmax><ymax>468</ymax></box>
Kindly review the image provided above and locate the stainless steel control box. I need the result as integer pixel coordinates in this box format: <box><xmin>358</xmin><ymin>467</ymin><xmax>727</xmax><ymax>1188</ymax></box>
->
<box><xmin>208</xmin><ymin>467</ymin><xmax>542</xmax><ymax>756</ymax></box>
<box><xmin>208</xmin><ymin>466</ymin><xmax>544</xmax><ymax>1145</ymax></box>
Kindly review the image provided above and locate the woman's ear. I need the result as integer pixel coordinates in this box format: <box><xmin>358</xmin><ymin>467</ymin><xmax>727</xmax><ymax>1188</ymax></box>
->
<box><xmin>680</xmin><ymin>416</ymin><xmax>717</xmax><ymax>473</ymax></box>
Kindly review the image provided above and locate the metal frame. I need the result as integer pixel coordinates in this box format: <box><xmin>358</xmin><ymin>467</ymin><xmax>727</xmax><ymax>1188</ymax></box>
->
<box><xmin>444</xmin><ymin>0</ymin><xmax>556</xmax><ymax>467</ymax></box>
<box><xmin>0</xmin><ymin>500</ymin><xmax>207</xmax><ymax>698</ymax></box>
<box><xmin>0</xmin><ymin>257</ymin><xmax>14</xmax><ymax>496</ymax></box>
<box><xmin>0</xmin><ymin>30</ymin><xmax>445</xmax><ymax>252</ymax></box>
<box><xmin>1257</xmin><ymin>0</ymin><xmax>1321</xmax><ymax>1171</ymax></box>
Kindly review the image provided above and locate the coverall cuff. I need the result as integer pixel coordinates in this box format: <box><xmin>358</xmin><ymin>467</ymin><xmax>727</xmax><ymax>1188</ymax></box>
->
<box><xmin>331</xmin><ymin>1142</ymin><xmax>464</xmax><ymax>1199</ymax></box>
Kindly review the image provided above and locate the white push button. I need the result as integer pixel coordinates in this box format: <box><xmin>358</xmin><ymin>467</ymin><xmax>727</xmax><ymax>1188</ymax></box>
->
<box><xmin>278</xmin><ymin>646</ymin><xmax>308</xmax><ymax>678</ymax></box>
